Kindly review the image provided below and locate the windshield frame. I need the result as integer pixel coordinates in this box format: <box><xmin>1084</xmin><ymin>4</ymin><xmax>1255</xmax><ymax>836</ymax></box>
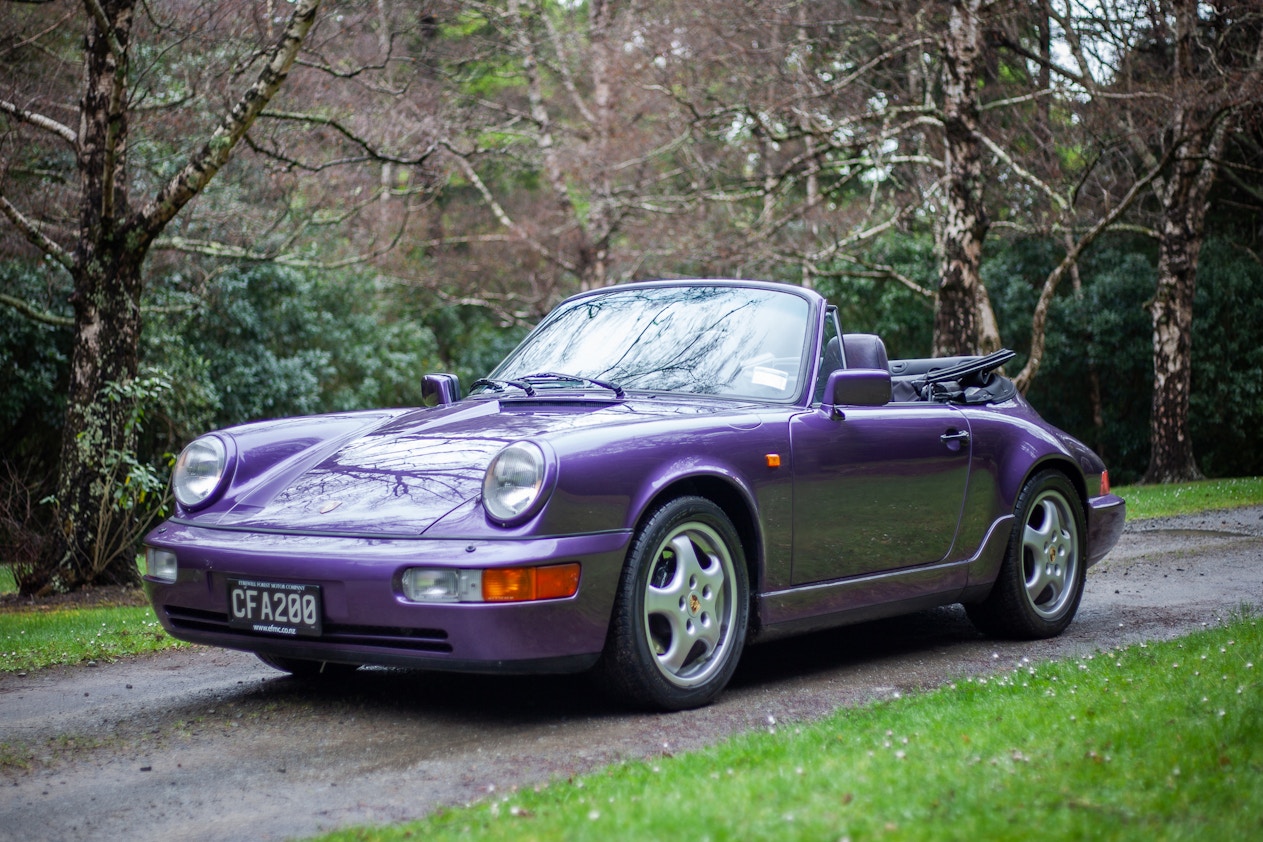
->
<box><xmin>485</xmin><ymin>280</ymin><xmax>826</xmax><ymax>405</ymax></box>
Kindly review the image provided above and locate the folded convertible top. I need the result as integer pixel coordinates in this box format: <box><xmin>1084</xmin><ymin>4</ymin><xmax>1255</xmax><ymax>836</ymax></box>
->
<box><xmin>891</xmin><ymin>349</ymin><xmax>1019</xmax><ymax>405</ymax></box>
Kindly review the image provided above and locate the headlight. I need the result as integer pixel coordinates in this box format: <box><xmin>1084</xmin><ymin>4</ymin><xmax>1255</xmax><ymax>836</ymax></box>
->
<box><xmin>482</xmin><ymin>441</ymin><xmax>550</xmax><ymax>525</ymax></box>
<box><xmin>173</xmin><ymin>435</ymin><xmax>229</xmax><ymax>509</ymax></box>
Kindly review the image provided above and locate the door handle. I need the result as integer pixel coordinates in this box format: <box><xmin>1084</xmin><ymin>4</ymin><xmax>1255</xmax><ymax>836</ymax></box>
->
<box><xmin>940</xmin><ymin>429</ymin><xmax>970</xmax><ymax>445</ymax></box>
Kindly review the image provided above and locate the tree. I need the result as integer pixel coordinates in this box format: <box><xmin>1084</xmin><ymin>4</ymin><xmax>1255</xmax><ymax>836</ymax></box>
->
<box><xmin>1134</xmin><ymin>6</ymin><xmax>1260</xmax><ymax>482</ymax></box>
<box><xmin>643</xmin><ymin>2</ymin><xmax>943</xmax><ymax>297</ymax></box>
<box><xmin>1003</xmin><ymin>0</ymin><xmax>1263</xmax><ymax>482</ymax></box>
<box><xmin>405</xmin><ymin>0</ymin><xmax>706</xmax><ymax>317</ymax></box>
<box><xmin>653</xmin><ymin>0</ymin><xmax>1014</xmax><ymax>356</ymax></box>
<box><xmin>1</xmin><ymin>0</ymin><xmax>321</xmax><ymax>591</ymax></box>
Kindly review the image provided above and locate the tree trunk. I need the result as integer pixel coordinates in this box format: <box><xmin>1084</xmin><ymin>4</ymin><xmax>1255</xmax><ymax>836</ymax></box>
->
<box><xmin>1139</xmin><ymin>1</ymin><xmax>1247</xmax><ymax>484</ymax></box>
<box><xmin>46</xmin><ymin>255</ymin><xmax>147</xmax><ymax>591</ymax></box>
<box><xmin>933</xmin><ymin>0</ymin><xmax>991</xmax><ymax>358</ymax></box>
<box><xmin>36</xmin><ymin>0</ymin><xmax>143</xmax><ymax>593</ymax></box>
<box><xmin>583</xmin><ymin>0</ymin><xmax>614</xmax><ymax>290</ymax></box>
<box><xmin>1143</xmin><ymin>208</ymin><xmax>1205</xmax><ymax>483</ymax></box>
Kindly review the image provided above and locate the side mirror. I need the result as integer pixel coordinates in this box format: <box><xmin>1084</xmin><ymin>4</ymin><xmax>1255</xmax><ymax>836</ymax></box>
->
<box><xmin>822</xmin><ymin>369</ymin><xmax>891</xmax><ymax>417</ymax></box>
<box><xmin>421</xmin><ymin>373</ymin><xmax>462</xmax><ymax>407</ymax></box>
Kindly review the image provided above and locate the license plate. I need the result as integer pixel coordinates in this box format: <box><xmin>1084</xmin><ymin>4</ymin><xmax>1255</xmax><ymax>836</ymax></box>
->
<box><xmin>227</xmin><ymin>578</ymin><xmax>322</xmax><ymax>637</ymax></box>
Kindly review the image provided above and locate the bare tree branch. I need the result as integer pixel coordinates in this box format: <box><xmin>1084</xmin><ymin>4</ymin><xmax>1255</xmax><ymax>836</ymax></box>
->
<box><xmin>979</xmin><ymin>87</ymin><xmax>1056</xmax><ymax>112</ymax></box>
<box><xmin>539</xmin><ymin>6</ymin><xmax>596</xmax><ymax>126</ymax></box>
<box><xmin>152</xmin><ymin>225</ymin><xmax>406</xmax><ymax>269</ymax></box>
<box><xmin>1013</xmin><ymin>150</ymin><xmax>1172</xmax><ymax>392</ymax></box>
<box><xmin>998</xmin><ymin>20</ymin><xmax>1168</xmax><ymax>178</ymax></box>
<box><xmin>257</xmin><ymin>109</ymin><xmax>438</xmax><ymax>166</ymax></box>
<box><xmin>803</xmin><ymin>200</ymin><xmax>931</xmax><ymax>285</ymax></box>
<box><xmin>137</xmin><ymin>0</ymin><xmax>321</xmax><ymax>237</ymax></box>
<box><xmin>1221</xmin><ymin>158</ymin><xmax>1263</xmax><ymax>205</ymax></box>
<box><xmin>0</xmin><ymin>193</ymin><xmax>75</xmax><ymax>269</ymax></box>
<box><xmin>379</xmin><ymin>272</ymin><xmax>537</xmax><ymax>326</ymax></box>
<box><xmin>0</xmin><ymin>99</ymin><xmax>77</xmax><ymax>146</ymax></box>
<box><xmin>820</xmin><ymin>258</ymin><xmax>935</xmax><ymax>299</ymax></box>
<box><xmin>242</xmin><ymin>133</ymin><xmax>380</xmax><ymax>172</ymax></box>
<box><xmin>440</xmin><ymin>142</ymin><xmax>579</xmax><ymax>275</ymax></box>
<box><xmin>975</xmin><ymin>129</ymin><xmax>1067</xmax><ymax>211</ymax></box>
<box><xmin>0</xmin><ymin>292</ymin><xmax>73</xmax><ymax>327</ymax></box>
<box><xmin>506</xmin><ymin>0</ymin><xmax>588</xmax><ymax>262</ymax></box>
<box><xmin>0</xmin><ymin>5</ymin><xmax>74</xmax><ymax>66</ymax></box>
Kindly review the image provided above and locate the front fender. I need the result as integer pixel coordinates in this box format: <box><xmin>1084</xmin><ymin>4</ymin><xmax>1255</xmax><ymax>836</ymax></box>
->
<box><xmin>423</xmin><ymin>413</ymin><xmax>796</xmax><ymax>589</ymax></box>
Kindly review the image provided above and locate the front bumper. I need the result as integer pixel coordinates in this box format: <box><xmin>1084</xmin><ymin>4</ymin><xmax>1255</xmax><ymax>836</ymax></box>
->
<box><xmin>143</xmin><ymin>522</ymin><xmax>631</xmax><ymax>674</ymax></box>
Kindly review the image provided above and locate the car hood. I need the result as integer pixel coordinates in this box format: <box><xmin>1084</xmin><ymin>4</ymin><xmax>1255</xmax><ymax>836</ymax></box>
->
<box><xmin>182</xmin><ymin>396</ymin><xmax>759</xmax><ymax>537</ymax></box>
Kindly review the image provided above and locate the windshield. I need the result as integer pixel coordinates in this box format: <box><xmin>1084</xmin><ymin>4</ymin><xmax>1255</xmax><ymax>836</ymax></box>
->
<box><xmin>489</xmin><ymin>285</ymin><xmax>813</xmax><ymax>400</ymax></box>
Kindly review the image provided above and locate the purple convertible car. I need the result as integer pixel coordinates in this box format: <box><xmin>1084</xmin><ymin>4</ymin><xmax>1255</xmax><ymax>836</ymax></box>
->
<box><xmin>144</xmin><ymin>279</ymin><xmax>1125</xmax><ymax>710</ymax></box>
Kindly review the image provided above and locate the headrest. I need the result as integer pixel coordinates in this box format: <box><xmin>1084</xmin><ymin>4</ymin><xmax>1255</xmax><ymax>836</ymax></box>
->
<box><xmin>842</xmin><ymin>333</ymin><xmax>889</xmax><ymax>371</ymax></box>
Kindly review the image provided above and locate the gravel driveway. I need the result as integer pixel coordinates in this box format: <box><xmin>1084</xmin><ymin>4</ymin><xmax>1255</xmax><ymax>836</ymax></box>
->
<box><xmin>3</xmin><ymin>506</ymin><xmax>1261</xmax><ymax>842</ymax></box>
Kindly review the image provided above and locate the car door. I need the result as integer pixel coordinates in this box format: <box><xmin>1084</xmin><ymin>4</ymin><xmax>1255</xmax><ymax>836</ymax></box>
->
<box><xmin>788</xmin><ymin>403</ymin><xmax>972</xmax><ymax>585</ymax></box>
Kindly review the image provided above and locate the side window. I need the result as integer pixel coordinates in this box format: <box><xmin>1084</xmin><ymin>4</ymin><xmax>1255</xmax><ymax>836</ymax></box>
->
<box><xmin>812</xmin><ymin>307</ymin><xmax>844</xmax><ymax>404</ymax></box>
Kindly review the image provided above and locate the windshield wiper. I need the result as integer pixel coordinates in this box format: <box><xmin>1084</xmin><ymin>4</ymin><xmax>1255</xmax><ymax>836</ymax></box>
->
<box><xmin>523</xmin><ymin>372</ymin><xmax>626</xmax><ymax>399</ymax></box>
<box><xmin>470</xmin><ymin>377</ymin><xmax>536</xmax><ymax>397</ymax></box>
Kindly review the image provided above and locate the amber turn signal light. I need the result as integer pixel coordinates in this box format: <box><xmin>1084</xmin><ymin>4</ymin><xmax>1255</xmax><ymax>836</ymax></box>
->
<box><xmin>482</xmin><ymin>563</ymin><xmax>581</xmax><ymax>602</ymax></box>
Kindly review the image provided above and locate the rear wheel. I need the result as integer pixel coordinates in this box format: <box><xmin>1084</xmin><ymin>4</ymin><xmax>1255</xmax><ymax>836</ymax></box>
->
<box><xmin>256</xmin><ymin>653</ymin><xmax>359</xmax><ymax>678</ymax></box>
<box><xmin>598</xmin><ymin>496</ymin><xmax>749</xmax><ymax>710</ymax></box>
<box><xmin>966</xmin><ymin>470</ymin><xmax>1086</xmax><ymax>639</ymax></box>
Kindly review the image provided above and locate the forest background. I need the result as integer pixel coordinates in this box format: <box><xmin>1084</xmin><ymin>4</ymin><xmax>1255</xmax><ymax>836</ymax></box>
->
<box><xmin>1</xmin><ymin>0</ymin><xmax>1261</xmax><ymax>593</ymax></box>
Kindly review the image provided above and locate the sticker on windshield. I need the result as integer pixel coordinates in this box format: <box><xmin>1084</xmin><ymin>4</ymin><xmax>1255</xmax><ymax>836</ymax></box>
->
<box><xmin>751</xmin><ymin>366</ymin><xmax>788</xmax><ymax>390</ymax></box>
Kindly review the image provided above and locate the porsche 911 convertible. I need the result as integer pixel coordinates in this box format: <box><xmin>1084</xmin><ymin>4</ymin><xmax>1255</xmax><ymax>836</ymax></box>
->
<box><xmin>143</xmin><ymin>279</ymin><xmax>1125</xmax><ymax>710</ymax></box>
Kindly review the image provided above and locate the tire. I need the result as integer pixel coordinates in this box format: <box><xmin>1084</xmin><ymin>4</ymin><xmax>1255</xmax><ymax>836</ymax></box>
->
<box><xmin>256</xmin><ymin>653</ymin><xmax>360</xmax><ymax>678</ymax></box>
<box><xmin>597</xmin><ymin>496</ymin><xmax>749</xmax><ymax>711</ymax></box>
<box><xmin>966</xmin><ymin>470</ymin><xmax>1086</xmax><ymax>639</ymax></box>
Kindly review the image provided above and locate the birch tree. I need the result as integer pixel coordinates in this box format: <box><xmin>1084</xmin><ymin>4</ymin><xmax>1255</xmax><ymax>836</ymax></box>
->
<box><xmin>933</xmin><ymin>0</ymin><xmax>996</xmax><ymax>356</ymax></box>
<box><xmin>1002</xmin><ymin>0</ymin><xmax>1263</xmax><ymax>482</ymax></box>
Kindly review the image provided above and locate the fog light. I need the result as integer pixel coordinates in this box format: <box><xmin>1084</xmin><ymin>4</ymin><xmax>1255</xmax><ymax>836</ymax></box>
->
<box><xmin>402</xmin><ymin>569</ymin><xmax>459</xmax><ymax>602</ymax></box>
<box><xmin>145</xmin><ymin>547</ymin><xmax>178</xmax><ymax>583</ymax></box>
<box><xmin>401</xmin><ymin>568</ymin><xmax>482</xmax><ymax>603</ymax></box>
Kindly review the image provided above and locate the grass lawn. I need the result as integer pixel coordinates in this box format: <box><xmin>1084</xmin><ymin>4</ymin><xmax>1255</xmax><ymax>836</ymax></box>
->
<box><xmin>0</xmin><ymin>605</ymin><xmax>180</xmax><ymax>672</ymax></box>
<box><xmin>1113</xmin><ymin>476</ymin><xmax>1263</xmax><ymax>520</ymax></box>
<box><xmin>318</xmin><ymin>615</ymin><xmax>1262</xmax><ymax>841</ymax></box>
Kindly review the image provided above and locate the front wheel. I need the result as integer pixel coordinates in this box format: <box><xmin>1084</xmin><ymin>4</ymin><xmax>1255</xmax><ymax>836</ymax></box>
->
<box><xmin>966</xmin><ymin>470</ymin><xmax>1086</xmax><ymax>639</ymax></box>
<box><xmin>597</xmin><ymin>496</ymin><xmax>749</xmax><ymax>710</ymax></box>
